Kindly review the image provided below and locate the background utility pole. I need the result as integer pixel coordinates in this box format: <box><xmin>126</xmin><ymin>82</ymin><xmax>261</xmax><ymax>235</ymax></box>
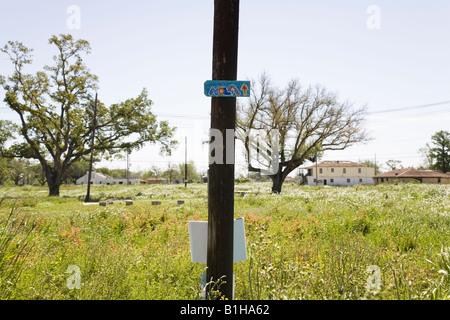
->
<box><xmin>207</xmin><ymin>0</ymin><xmax>240</xmax><ymax>300</ymax></box>
<box><xmin>85</xmin><ymin>93</ymin><xmax>98</xmax><ymax>202</ymax></box>
<box><xmin>126</xmin><ymin>150</ymin><xmax>130</xmax><ymax>186</ymax></box>
<box><xmin>185</xmin><ymin>136</ymin><xmax>188</xmax><ymax>187</ymax></box>
<box><xmin>315</xmin><ymin>151</ymin><xmax>318</xmax><ymax>187</ymax></box>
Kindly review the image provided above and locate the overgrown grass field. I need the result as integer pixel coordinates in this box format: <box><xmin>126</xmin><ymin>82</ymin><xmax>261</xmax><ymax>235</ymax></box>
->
<box><xmin>0</xmin><ymin>182</ymin><xmax>449</xmax><ymax>299</ymax></box>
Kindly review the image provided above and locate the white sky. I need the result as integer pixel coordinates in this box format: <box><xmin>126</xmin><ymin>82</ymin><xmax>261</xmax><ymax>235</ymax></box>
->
<box><xmin>1</xmin><ymin>1</ymin><xmax>449</xmax><ymax>176</ymax></box>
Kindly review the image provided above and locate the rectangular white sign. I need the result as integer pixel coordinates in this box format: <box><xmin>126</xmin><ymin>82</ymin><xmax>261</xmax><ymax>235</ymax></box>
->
<box><xmin>188</xmin><ymin>218</ymin><xmax>247</xmax><ymax>264</ymax></box>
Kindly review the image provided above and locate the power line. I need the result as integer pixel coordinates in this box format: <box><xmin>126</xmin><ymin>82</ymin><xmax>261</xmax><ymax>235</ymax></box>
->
<box><xmin>369</xmin><ymin>100</ymin><xmax>450</xmax><ymax>115</ymax></box>
<box><xmin>155</xmin><ymin>112</ymin><xmax>210</xmax><ymax>120</ymax></box>
<box><xmin>4</xmin><ymin>101</ymin><xmax>449</xmax><ymax>117</ymax></box>
<box><xmin>369</xmin><ymin>106</ymin><xmax>450</xmax><ymax>119</ymax></box>
<box><xmin>366</xmin><ymin>106</ymin><xmax>450</xmax><ymax>125</ymax></box>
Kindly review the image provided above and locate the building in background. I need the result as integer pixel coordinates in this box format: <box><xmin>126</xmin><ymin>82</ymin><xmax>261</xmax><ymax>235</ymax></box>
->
<box><xmin>76</xmin><ymin>171</ymin><xmax>142</xmax><ymax>185</ymax></box>
<box><xmin>306</xmin><ymin>161</ymin><xmax>375</xmax><ymax>186</ymax></box>
<box><xmin>145</xmin><ymin>177</ymin><xmax>166</xmax><ymax>184</ymax></box>
<box><xmin>373</xmin><ymin>168</ymin><xmax>450</xmax><ymax>184</ymax></box>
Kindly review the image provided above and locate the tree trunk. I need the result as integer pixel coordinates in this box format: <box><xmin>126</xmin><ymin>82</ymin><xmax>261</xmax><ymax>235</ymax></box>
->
<box><xmin>270</xmin><ymin>170</ymin><xmax>285</xmax><ymax>194</ymax></box>
<box><xmin>44</xmin><ymin>165</ymin><xmax>62</xmax><ymax>197</ymax></box>
<box><xmin>47</xmin><ymin>177</ymin><xmax>61</xmax><ymax>196</ymax></box>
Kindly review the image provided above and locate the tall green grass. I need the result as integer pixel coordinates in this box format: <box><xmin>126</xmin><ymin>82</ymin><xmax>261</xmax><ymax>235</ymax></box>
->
<box><xmin>0</xmin><ymin>182</ymin><xmax>449</xmax><ymax>299</ymax></box>
<box><xmin>0</xmin><ymin>200</ymin><xmax>37</xmax><ymax>298</ymax></box>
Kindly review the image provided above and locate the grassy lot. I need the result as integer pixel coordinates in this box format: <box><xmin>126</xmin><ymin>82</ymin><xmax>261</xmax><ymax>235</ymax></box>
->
<box><xmin>0</xmin><ymin>182</ymin><xmax>449</xmax><ymax>300</ymax></box>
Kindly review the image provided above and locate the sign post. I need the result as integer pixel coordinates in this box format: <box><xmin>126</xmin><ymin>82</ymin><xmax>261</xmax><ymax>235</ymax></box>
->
<box><xmin>206</xmin><ymin>0</ymin><xmax>241</xmax><ymax>300</ymax></box>
<box><xmin>188</xmin><ymin>218</ymin><xmax>247</xmax><ymax>299</ymax></box>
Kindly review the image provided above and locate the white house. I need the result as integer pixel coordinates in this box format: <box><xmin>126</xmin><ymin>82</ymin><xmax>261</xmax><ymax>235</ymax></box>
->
<box><xmin>305</xmin><ymin>161</ymin><xmax>375</xmax><ymax>186</ymax></box>
<box><xmin>76</xmin><ymin>171</ymin><xmax>141</xmax><ymax>185</ymax></box>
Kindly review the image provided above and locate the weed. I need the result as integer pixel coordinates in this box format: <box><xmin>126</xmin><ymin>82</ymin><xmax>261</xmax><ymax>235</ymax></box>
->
<box><xmin>0</xmin><ymin>203</ymin><xmax>37</xmax><ymax>298</ymax></box>
<box><xmin>0</xmin><ymin>183</ymin><xmax>449</xmax><ymax>299</ymax></box>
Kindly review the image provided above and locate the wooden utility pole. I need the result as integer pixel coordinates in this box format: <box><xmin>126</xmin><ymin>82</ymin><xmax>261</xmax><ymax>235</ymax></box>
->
<box><xmin>126</xmin><ymin>150</ymin><xmax>130</xmax><ymax>186</ymax></box>
<box><xmin>85</xmin><ymin>93</ymin><xmax>98</xmax><ymax>203</ymax></box>
<box><xmin>206</xmin><ymin>0</ymin><xmax>240</xmax><ymax>300</ymax></box>
<box><xmin>315</xmin><ymin>151</ymin><xmax>318</xmax><ymax>186</ymax></box>
<box><xmin>374</xmin><ymin>153</ymin><xmax>377</xmax><ymax>175</ymax></box>
<box><xmin>185</xmin><ymin>136</ymin><xmax>188</xmax><ymax>187</ymax></box>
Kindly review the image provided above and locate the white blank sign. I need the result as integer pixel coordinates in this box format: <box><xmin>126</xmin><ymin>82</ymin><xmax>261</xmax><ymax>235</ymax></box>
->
<box><xmin>188</xmin><ymin>218</ymin><xmax>247</xmax><ymax>264</ymax></box>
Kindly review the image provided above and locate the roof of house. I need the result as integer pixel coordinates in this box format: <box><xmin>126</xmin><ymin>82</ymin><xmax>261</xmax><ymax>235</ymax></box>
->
<box><xmin>77</xmin><ymin>170</ymin><xmax>112</xmax><ymax>180</ymax></box>
<box><xmin>374</xmin><ymin>168</ymin><xmax>449</xmax><ymax>178</ymax></box>
<box><xmin>93</xmin><ymin>172</ymin><xmax>113</xmax><ymax>180</ymax></box>
<box><xmin>307</xmin><ymin>161</ymin><xmax>367</xmax><ymax>168</ymax></box>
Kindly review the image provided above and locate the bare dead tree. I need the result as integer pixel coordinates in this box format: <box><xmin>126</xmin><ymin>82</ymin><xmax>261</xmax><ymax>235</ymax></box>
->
<box><xmin>237</xmin><ymin>72</ymin><xmax>369</xmax><ymax>193</ymax></box>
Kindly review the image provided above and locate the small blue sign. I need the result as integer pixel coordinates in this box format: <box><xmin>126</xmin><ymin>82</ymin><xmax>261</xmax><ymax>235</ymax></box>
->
<box><xmin>204</xmin><ymin>80</ymin><xmax>250</xmax><ymax>97</ymax></box>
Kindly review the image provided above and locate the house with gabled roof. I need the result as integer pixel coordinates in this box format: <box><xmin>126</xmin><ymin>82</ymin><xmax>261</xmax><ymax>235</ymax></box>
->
<box><xmin>76</xmin><ymin>170</ymin><xmax>141</xmax><ymax>185</ymax></box>
<box><xmin>373</xmin><ymin>168</ymin><xmax>450</xmax><ymax>184</ymax></box>
<box><xmin>76</xmin><ymin>170</ymin><xmax>114</xmax><ymax>185</ymax></box>
<box><xmin>305</xmin><ymin>160</ymin><xmax>375</xmax><ymax>186</ymax></box>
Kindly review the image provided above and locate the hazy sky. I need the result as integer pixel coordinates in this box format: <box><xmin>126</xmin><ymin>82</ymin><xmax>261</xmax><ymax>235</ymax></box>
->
<box><xmin>1</xmin><ymin>1</ymin><xmax>449</xmax><ymax>175</ymax></box>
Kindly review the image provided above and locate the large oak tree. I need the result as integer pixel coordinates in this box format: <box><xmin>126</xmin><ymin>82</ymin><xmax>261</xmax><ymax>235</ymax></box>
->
<box><xmin>237</xmin><ymin>73</ymin><xmax>369</xmax><ymax>193</ymax></box>
<box><xmin>0</xmin><ymin>34</ymin><xmax>177</xmax><ymax>196</ymax></box>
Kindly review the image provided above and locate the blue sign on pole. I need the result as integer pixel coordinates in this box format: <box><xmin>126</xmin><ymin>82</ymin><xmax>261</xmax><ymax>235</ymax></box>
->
<box><xmin>204</xmin><ymin>80</ymin><xmax>250</xmax><ymax>97</ymax></box>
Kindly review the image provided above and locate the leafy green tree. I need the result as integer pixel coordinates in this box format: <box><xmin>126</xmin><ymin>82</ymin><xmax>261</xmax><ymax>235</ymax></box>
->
<box><xmin>428</xmin><ymin>130</ymin><xmax>450</xmax><ymax>173</ymax></box>
<box><xmin>140</xmin><ymin>165</ymin><xmax>163</xmax><ymax>180</ymax></box>
<box><xmin>0</xmin><ymin>121</ymin><xmax>17</xmax><ymax>151</ymax></box>
<box><xmin>361</xmin><ymin>159</ymin><xmax>382</xmax><ymax>175</ymax></box>
<box><xmin>385</xmin><ymin>159</ymin><xmax>402</xmax><ymax>171</ymax></box>
<box><xmin>95</xmin><ymin>167</ymin><xmax>140</xmax><ymax>180</ymax></box>
<box><xmin>63</xmin><ymin>160</ymin><xmax>90</xmax><ymax>183</ymax></box>
<box><xmin>95</xmin><ymin>167</ymin><xmax>113</xmax><ymax>177</ymax></box>
<box><xmin>161</xmin><ymin>162</ymin><xmax>180</xmax><ymax>183</ymax></box>
<box><xmin>112</xmin><ymin>169</ymin><xmax>129</xmax><ymax>179</ymax></box>
<box><xmin>0</xmin><ymin>34</ymin><xmax>177</xmax><ymax>196</ymax></box>
<box><xmin>0</xmin><ymin>157</ymin><xmax>32</xmax><ymax>185</ymax></box>
<box><xmin>8</xmin><ymin>158</ymin><xmax>29</xmax><ymax>185</ymax></box>
<box><xmin>29</xmin><ymin>162</ymin><xmax>46</xmax><ymax>186</ymax></box>
<box><xmin>0</xmin><ymin>157</ymin><xmax>9</xmax><ymax>184</ymax></box>
<box><xmin>178</xmin><ymin>160</ymin><xmax>201</xmax><ymax>182</ymax></box>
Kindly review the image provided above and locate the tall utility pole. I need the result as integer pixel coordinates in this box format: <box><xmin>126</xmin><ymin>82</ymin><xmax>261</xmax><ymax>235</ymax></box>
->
<box><xmin>85</xmin><ymin>93</ymin><xmax>98</xmax><ymax>203</ymax></box>
<box><xmin>207</xmin><ymin>0</ymin><xmax>240</xmax><ymax>300</ymax></box>
<box><xmin>374</xmin><ymin>153</ymin><xmax>377</xmax><ymax>175</ymax></box>
<box><xmin>185</xmin><ymin>136</ymin><xmax>188</xmax><ymax>187</ymax></box>
<box><xmin>315</xmin><ymin>151</ymin><xmax>318</xmax><ymax>186</ymax></box>
<box><xmin>126</xmin><ymin>150</ymin><xmax>130</xmax><ymax>186</ymax></box>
